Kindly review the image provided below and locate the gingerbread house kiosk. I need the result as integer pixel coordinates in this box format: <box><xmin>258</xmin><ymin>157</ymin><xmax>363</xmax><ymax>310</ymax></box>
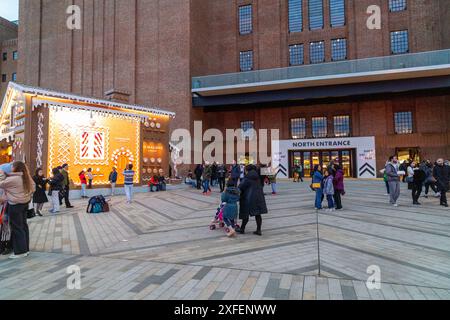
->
<box><xmin>0</xmin><ymin>82</ymin><xmax>175</xmax><ymax>192</ymax></box>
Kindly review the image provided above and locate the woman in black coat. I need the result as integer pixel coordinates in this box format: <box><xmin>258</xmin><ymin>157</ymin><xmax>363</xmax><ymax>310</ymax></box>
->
<box><xmin>32</xmin><ymin>168</ymin><xmax>48</xmax><ymax>217</ymax></box>
<box><xmin>238</xmin><ymin>166</ymin><xmax>268</xmax><ymax>236</ymax></box>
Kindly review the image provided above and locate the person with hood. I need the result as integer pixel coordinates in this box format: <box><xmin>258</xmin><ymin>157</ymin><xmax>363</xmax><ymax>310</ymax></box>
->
<box><xmin>202</xmin><ymin>162</ymin><xmax>212</xmax><ymax>195</ymax></box>
<box><xmin>385</xmin><ymin>156</ymin><xmax>401</xmax><ymax>207</ymax></box>
<box><xmin>433</xmin><ymin>158</ymin><xmax>450</xmax><ymax>207</ymax></box>
<box><xmin>312</xmin><ymin>165</ymin><xmax>323</xmax><ymax>210</ymax></box>
<box><xmin>230</xmin><ymin>161</ymin><xmax>240</xmax><ymax>185</ymax></box>
<box><xmin>48</xmin><ymin>167</ymin><xmax>64</xmax><ymax>214</ymax></box>
<box><xmin>333</xmin><ymin>164</ymin><xmax>345</xmax><ymax>210</ymax></box>
<box><xmin>32</xmin><ymin>168</ymin><xmax>48</xmax><ymax>216</ymax></box>
<box><xmin>194</xmin><ymin>164</ymin><xmax>203</xmax><ymax>190</ymax></box>
<box><xmin>323</xmin><ymin>169</ymin><xmax>335</xmax><ymax>212</ymax></box>
<box><xmin>238</xmin><ymin>165</ymin><xmax>268</xmax><ymax>236</ymax></box>
<box><xmin>221</xmin><ymin>180</ymin><xmax>240</xmax><ymax>237</ymax></box>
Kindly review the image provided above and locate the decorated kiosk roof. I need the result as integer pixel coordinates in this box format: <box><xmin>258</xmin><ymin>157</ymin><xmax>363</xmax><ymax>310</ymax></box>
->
<box><xmin>0</xmin><ymin>82</ymin><xmax>176</xmax><ymax>142</ymax></box>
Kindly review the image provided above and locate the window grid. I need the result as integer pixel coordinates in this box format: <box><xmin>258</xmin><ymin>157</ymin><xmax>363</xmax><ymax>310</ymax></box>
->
<box><xmin>291</xmin><ymin>118</ymin><xmax>307</xmax><ymax>139</ymax></box>
<box><xmin>288</xmin><ymin>0</ymin><xmax>303</xmax><ymax>33</ymax></box>
<box><xmin>333</xmin><ymin>115</ymin><xmax>350</xmax><ymax>137</ymax></box>
<box><xmin>289</xmin><ymin>44</ymin><xmax>304</xmax><ymax>66</ymax></box>
<box><xmin>309</xmin><ymin>0</ymin><xmax>324</xmax><ymax>30</ymax></box>
<box><xmin>241</xmin><ymin>120</ymin><xmax>255</xmax><ymax>140</ymax></box>
<box><xmin>240</xmin><ymin>50</ymin><xmax>253</xmax><ymax>72</ymax></box>
<box><xmin>331</xmin><ymin>38</ymin><xmax>347</xmax><ymax>61</ymax></box>
<box><xmin>12</xmin><ymin>51</ymin><xmax>18</xmax><ymax>60</ymax></box>
<box><xmin>389</xmin><ymin>0</ymin><xmax>407</xmax><ymax>12</ymax></box>
<box><xmin>394</xmin><ymin>112</ymin><xmax>413</xmax><ymax>134</ymax></box>
<box><xmin>310</xmin><ymin>41</ymin><xmax>325</xmax><ymax>64</ymax></box>
<box><xmin>239</xmin><ymin>5</ymin><xmax>253</xmax><ymax>35</ymax></box>
<box><xmin>329</xmin><ymin>0</ymin><xmax>345</xmax><ymax>27</ymax></box>
<box><xmin>312</xmin><ymin>117</ymin><xmax>327</xmax><ymax>138</ymax></box>
<box><xmin>391</xmin><ymin>30</ymin><xmax>409</xmax><ymax>54</ymax></box>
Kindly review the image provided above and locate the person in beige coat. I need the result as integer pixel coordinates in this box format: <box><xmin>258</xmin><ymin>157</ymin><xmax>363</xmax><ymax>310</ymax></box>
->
<box><xmin>0</xmin><ymin>161</ymin><xmax>34</xmax><ymax>259</ymax></box>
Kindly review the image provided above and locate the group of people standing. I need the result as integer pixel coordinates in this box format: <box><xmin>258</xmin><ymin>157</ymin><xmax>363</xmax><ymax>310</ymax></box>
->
<box><xmin>192</xmin><ymin>161</ymin><xmax>240</xmax><ymax>194</ymax></box>
<box><xmin>384</xmin><ymin>157</ymin><xmax>450</xmax><ymax>207</ymax></box>
<box><xmin>311</xmin><ymin>162</ymin><xmax>345</xmax><ymax>212</ymax></box>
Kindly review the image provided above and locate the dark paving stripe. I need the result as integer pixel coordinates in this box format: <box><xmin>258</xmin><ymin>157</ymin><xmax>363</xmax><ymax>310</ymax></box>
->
<box><xmin>341</xmin><ymin>285</ymin><xmax>357</xmax><ymax>300</ymax></box>
<box><xmin>321</xmin><ymin>239</ymin><xmax>450</xmax><ymax>280</ymax></box>
<box><xmin>134</xmin><ymin>200</ymin><xmax>175</xmax><ymax>222</ymax></box>
<box><xmin>183</xmin><ymin>238</ymin><xmax>316</xmax><ymax>264</ymax></box>
<box><xmin>0</xmin><ymin>268</ymin><xmax>20</xmax><ymax>278</ymax></box>
<box><xmin>110</xmin><ymin>208</ymin><xmax>143</xmax><ymax>235</ymax></box>
<box><xmin>263</xmin><ymin>278</ymin><xmax>281</xmax><ymax>299</ymax></box>
<box><xmin>45</xmin><ymin>255</ymin><xmax>84</xmax><ymax>273</ymax></box>
<box><xmin>72</xmin><ymin>215</ymin><xmax>92</xmax><ymax>255</ymax></box>
<box><xmin>192</xmin><ymin>267</ymin><xmax>213</xmax><ymax>280</ymax></box>
<box><xmin>130</xmin><ymin>268</ymin><xmax>180</xmax><ymax>293</ymax></box>
<box><xmin>320</xmin><ymin>222</ymin><xmax>450</xmax><ymax>254</ymax></box>
<box><xmin>171</xmin><ymin>191</ymin><xmax>218</xmax><ymax>205</ymax></box>
<box><xmin>209</xmin><ymin>291</ymin><xmax>226</xmax><ymax>300</ymax></box>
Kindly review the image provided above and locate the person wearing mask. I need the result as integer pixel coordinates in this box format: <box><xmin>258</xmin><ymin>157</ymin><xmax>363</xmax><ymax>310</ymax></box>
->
<box><xmin>108</xmin><ymin>167</ymin><xmax>118</xmax><ymax>196</ymax></box>
<box><xmin>238</xmin><ymin>165</ymin><xmax>268</xmax><ymax>236</ymax></box>
<box><xmin>86</xmin><ymin>168</ymin><xmax>94</xmax><ymax>189</ymax></box>
<box><xmin>48</xmin><ymin>168</ymin><xmax>64</xmax><ymax>214</ymax></box>
<box><xmin>32</xmin><ymin>168</ymin><xmax>48</xmax><ymax>216</ymax></box>
<box><xmin>217</xmin><ymin>163</ymin><xmax>227</xmax><ymax>193</ymax></box>
<box><xmin>385</xmin><ymin>156</ymin><xmax>401</xmax><ymax>207</ymax></box>
<box><xmin>123</xmin><ymin>164</ymin><xmax>135</xmax><ymax>204</ymax></box>
<box><xmin>312</xmin><ymin>165</ymin><xmax>323</xmax><ymax>210</ymax></box>
<box><xmin>0</xmin><ymin>161</ymin><xmax>34</xmax><ymax>259</ymax></box>
<box><xmin>194</xmin><ymin>164</ymin><xmax>203</xmax><ymax>190</ymax></box>
<box><xmin>79</xmin><ymin>170</ymin><xmax>88</xmax><ymax>199</ymax></box>
<box><xmin>60</xmin><ymin>164</ymin><xmax>74</xmax><ymax>208</ymax></box>
<box><xmin>333</xmin><ymin>164</ymin><xmax>345</xmax><ymax>210</ymax></box>
<box><xmin>410</xmin><ymin>162</ymin><xmax>426</xmax><ymax>205</ymax></box>
<box><xmin>433</xmin><ymin>158</ymin><xmax>450</xmax><ymax>207</ymax></box>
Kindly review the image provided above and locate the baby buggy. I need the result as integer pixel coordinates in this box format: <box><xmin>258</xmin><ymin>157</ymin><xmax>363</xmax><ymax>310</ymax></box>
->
<box><xmin>209</xmin><ymin>203</ymin><xmax>240</xmax><ymax>235</ymax></box>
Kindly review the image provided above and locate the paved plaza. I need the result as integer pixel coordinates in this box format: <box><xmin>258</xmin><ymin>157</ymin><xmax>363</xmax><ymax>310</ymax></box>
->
<box><xmin>0</xmin><ymin>180</ymin><xmax>449</xmax><ymax>300</ymax></box>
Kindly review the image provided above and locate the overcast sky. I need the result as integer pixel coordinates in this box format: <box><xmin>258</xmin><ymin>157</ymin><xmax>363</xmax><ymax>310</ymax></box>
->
<box><xmin>0</xmin><ymin>0</ymin><xmax>19</xmax><ymax>21</ymax></box>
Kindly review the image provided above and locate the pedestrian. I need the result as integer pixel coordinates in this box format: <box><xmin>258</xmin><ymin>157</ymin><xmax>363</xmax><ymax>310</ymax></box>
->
<box><xmin>230</xmin><ymin>161</ymin><xmax>240</xmax><ymax>185</ymax></box>
<box><xmin>238</xmin><ymin>165</ymin><xmax>268</xmax><ymax>236</ymax></box>
<box><xmin>298</xmin><ymin>164</ymin><xmax>304</xmax><ymax>182</ymax></box>
<box><xmin>385</xmin><ymin>156</ymin><xmax>401</xmax><ymax>207</ymax></box>
<box><xmin>123</xmin><ymin>164</ymin><xmax>135</xmax><ymax>204</ymax></box>
<box><xmin>239</xmin><ymin>163</ymin><xmax>245</xmax><ymax>183</ymax></box>
<box><xmin>410</xmin><ymin>162</ymin><xmax>426</xmax><ymax>205</ymax></box>
<box><xmin>48</xmin><ymin>168</ymin><xmax>64</xmax><ymax>214</ymax></box>
<box><xmin>433</xmin><ymin>158</ymin><xmax>450</xmax><ymax>207</ymax></box>
<box><xmin>221</xmin><ymin>180</ymin><xmax>240</xmax><ymax>237</ymax></box>
<box><xmin>108</xmin><ymin>167</ymin><xmax>118</xmax><ymax>196</ymax></box>
<box><xmin>149</xmin><ymin>175</ymin><xmax>160</xmax><ymax>192</ymax></box>
<box><xmin>87</xmin><ymin>168</ymin><xmax>93</xmax><ymax>189</ymax></box>
<box><xmin>60</xmin><ymin>164</ymin><xmax>74</xmax><ymax>208</ymax></box>
<box><xmin>32</xmin><ymin>168</ymin><xmax>48</xmax><ymax>216</ymax></box>
<box><xmin>312</xmin><ymin>165</ymin><xmax>323</xmax><ymax>210</ymax></box>
<box><xmin>268</xmin><ymin>172</ymin><xmax>277</xmax><ymax>195</ymax></box>
<box><xmin>217</xmin><ymin>163</ymin><xmax>227</xmax><ymax>193</ymax></box>
<box><xmin>158</xmin><ymin>175</ymin><xmax>167</xmax><ymax>191</ymax></box>
<box><xmin>211</xmin><ymin>162</ymin><xmax>218</xmax><ymax>187</ymax></box>
<box><xmin>194</xmin><ymin>164</ymin><xmax>203</xmax><ymax>190</ymax></box>
<box><xmin>0</xmin><ymin>161</ymin><xmax>34</xmax><ymax>259</ymax></box>
<box><xmin>79</xmin><ymin>170</ymin><xmax>88</xmax><ymax>199</ymax></box>
<box><xmin>202</xmin><ymin>162</ymin><xmax>212</xmax><ymax>195</ymax></box>
<box><xmin>333</xmin><ymin>164</ymin><xmax>345</xmax><ymax>210</ymax></box>
<box><xmin>421</xmin><ymin>160</ymin><xmax>438</xmax><ymax>198</ymax></box>
<box><xmin>399</xmin><ymin>160</ymin><xmax>409</xmax><ymax>183</ymax></box>
<box><xmin>323</xmin><ymin>169</ymin><xmax>335</xmax><ymax>212</ymax></box>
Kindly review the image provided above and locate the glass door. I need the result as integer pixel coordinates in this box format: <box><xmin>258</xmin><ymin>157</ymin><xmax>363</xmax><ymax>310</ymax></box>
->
<box><xmin>322</xmin><ymin>151</ymin><xmax>330</xmax><ymax>172</ymax></box>
<box><xmin>303</xmin><ymin>152</ymin><xmax>311</xmax><ymax>177</ymax></box>
<box><xmin>341</xmin><ymin>150</ymin><xmax>351</xmax><ymax>177</ymax></box>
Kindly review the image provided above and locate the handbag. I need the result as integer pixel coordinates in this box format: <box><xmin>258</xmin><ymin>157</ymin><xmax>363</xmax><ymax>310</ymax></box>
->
<box><xmin>406</xmin><ymin>176</ymin><xmax>414</xmax><ymax>183</ymax></box>
<box><xmin>312</xmin><ymin>183</ymin><xmax>321</xmax><ymax>189</ymax></box>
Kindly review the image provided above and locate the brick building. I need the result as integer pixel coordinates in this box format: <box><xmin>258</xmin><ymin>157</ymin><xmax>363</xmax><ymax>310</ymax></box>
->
<box><xmin>16</xmin><ymin>0</ymin><xmax>450</xmax><ymax>178</ymax></box>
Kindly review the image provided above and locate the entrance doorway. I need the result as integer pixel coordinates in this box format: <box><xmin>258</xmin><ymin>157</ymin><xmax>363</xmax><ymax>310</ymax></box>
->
<box><xmin>396</xmin><ymin>147</ymin><xmax>420</xmax><ymax>164</ymax></box>
<box><xmin>290</xmin><ymin>149</ymin><xmax>356</xmax><ymax>178</ymax></box>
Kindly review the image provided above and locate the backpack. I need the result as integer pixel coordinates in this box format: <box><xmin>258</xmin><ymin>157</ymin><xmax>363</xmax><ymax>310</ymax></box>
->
<box><xmin>86</xmin><ymin>195</ymin><xmax>108</xmax><ymax>214</ymax></box>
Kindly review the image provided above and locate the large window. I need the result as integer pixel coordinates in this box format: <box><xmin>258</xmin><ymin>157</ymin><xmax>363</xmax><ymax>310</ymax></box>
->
<box><xmin>389</xmin><ymin>0</ymin><xmax>407</xmax><ymax>12</ymax></box>
<box><xmin>291</xmin><ymin>118</ymin><xmax>306</xmax><ymax>139</ymax></box>
<box><xmin>312</xmin><ymin>117</ymin><xmax>327</xmax><ymax>138</ymax></box>
<box><xmin>331</xmin><ymin>38</ymin><xmax>347</xmax><ymax>61</ymax></box>
<box><xmin>394</xmin><ymin>111</ymin><xmax>413</xmax><ymax>134</ymax></box>
<box><xmin>240</xmin><ymin>50</ymin><xmax>253</xmax><ymax>72</ymax></box>
<box><xmin>288</xmin><ymin>0</ymin><xmax>303</xmax><ymax>33</ymax></box>
<box><xmin>329</xmin><ymin>0</ymin><xmax>345</xmax><ymax>27</ymax></box>
<box><xmin>310</xmin><ymin>41</ymin><xmax>325</xmax><ymax>64</ymax></box>
<box><xmin>391</xmin><ymin>30</ymin><xmax>409</xmax><ymax>54</ymax></box>
<box><xmin>289</xmin><ymin>44</ymin><xmax>304</xmax><ymax>66</ymax></box>
<box><xmin>241</xmin><ymin>120</ymin><xmax>255</xmax><ymax>140</ymax></box>
<box><xmin>12</xmin><ymin>51</ymin><xmax>18</xmax><ymax>60</ymax></box>
<box><xmin>239</xmin><ymin>5</ymin><xmax>253</xmax><ymax>35</ymax></box>
<box><xmin>309</xmin><ymin>0</ymin><xmax>324</xmax><ymax>30</ymax></box>
<box><xmin>333</xmin><ymin>115</ymin><xmax>350</xmax><ymax>137</ymax></box>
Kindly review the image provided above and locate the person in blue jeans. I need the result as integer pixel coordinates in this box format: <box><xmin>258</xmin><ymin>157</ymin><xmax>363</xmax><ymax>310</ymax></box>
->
<box><xmin>312</xmin><ymin>165</ymin><xmax>323</xmax><ymax>210</ymax></box>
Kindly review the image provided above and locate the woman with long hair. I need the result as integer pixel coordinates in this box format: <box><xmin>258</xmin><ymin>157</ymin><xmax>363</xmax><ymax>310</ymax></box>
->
<box><xmin>32</xmin><ymin>168</ymin><xmax>48</xmax><ymax>216</ymax></box>
<box><xmin>0</xmin><ymin>161</ymin><xmax>34</xmax><ymax>259</ymax></box>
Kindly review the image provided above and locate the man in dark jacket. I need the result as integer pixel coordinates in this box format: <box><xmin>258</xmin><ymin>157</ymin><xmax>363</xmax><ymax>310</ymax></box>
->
<box><xmin>238</xmin><ymin>166</ymin><xmax>268</xmax><ymax>236</ymax></box>
<box><xmin>217</xmin><ymin>163</ymin><xmax>227</xmax><ymax>193</ymax></box>
<box><xmin>194</xmin><ymin>164</ymin><xmax>203</xmax><ymax>190</ymax></box>
<box><xmin>60</xmin><ymin>164</ymin><xmax>74</xmax><ymax>208</ymax></box>
<box><xmin>230</xmin><ymin>161</ymin><xmax>240</xmax><ymax>185</ymax></box>
<box><xmin>433</xmin><ymin>158</ymin><xmax>450</xmax><ymax>207</ymax></box>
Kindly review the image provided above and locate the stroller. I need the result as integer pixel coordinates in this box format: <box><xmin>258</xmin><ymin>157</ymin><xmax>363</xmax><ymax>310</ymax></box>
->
<box><xmin>209</xmin><ymin>203</ymin><xmax>240</xmax><ymax>234</ymax></box>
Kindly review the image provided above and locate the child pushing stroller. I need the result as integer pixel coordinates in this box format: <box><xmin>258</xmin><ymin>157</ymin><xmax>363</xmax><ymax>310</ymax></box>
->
<box><xmin>209</xmin><ymin>180</ymin><xmax>240</xmax><ymax>237</ymax></box>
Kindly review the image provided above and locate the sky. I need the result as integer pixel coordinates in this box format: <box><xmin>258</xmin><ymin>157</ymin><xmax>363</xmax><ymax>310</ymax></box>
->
<box><xmin>0</xmin><ymin>0</ymin><xmax>19</xmax><ymax>21</ymax></box>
